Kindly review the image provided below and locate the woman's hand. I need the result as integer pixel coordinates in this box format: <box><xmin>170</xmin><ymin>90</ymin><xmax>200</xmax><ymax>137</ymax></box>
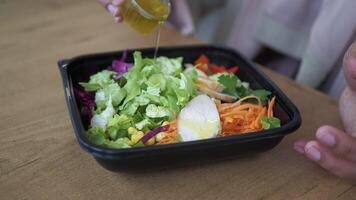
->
<box><xmin>294</xmin><ymin>42</ymin><xmax>356</xmax><ymax>180</ymax></box>
<box><xmin>98</xmin><ymin>0</ymin><xmax>195</xmax><ymax>36</ymax></box>
<box><xmin>99</xmin><ymin>0</ymin><xmax>125</xmax><ymax>23</ymax></box>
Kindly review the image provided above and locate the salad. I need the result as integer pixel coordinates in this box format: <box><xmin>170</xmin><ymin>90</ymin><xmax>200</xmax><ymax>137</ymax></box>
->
<box><xmin>76</xmin><ymin>51</ymin><xmax>281</xmax><ymax>149</ymax></box>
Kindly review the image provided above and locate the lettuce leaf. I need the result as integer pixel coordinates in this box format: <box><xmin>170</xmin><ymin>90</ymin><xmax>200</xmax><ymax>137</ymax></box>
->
<box><xmin>146</xmin><ymin>104</ymin><xmax>170</xmax><ymax>118</ymax></box>
<box><xmin>107</xmin><ymin>114</ymin><xmax>132</xmax><ymax>140</ymax></box>
<box><xmin>103</xmin><ymin>83</ymin><xmax>126</xmax><ymax>106</ymax></box>
<box><xmin>156</xmin><ymin>56</ymin><xmax>183</xmax><ymax>76</ymax></box>
<box><xmin>104</xmin><ymin>138</ymin><xmax>131</xmax><ymax>149</ymax></box>
<box><xmin>82</xmin><ymin>51</ymin><xmax>199</xmax><ymax>148</ymax></box>
<box><xmin>261</xmin><ymin>117</ymin><xmax>281</xmax><ymax>129</ymax></box>
<box><xmin>183</xmin><ymin>67</ymin><xmax>198</xmax><ymax>81</ymax></box>
<box><xmin>94</xmin><ymin>90</ymin><xmax>106</xmax><ymax>112</ymax></box>
<box><xmin>146</xmin><ymin>86</ymin><xmax>161</xmax><ymax>96</ymax></box>
<box><xmin>79</xmin><ymin>70</ymin><xmax>116</xmax><ymax>91</ymax></box>
<box><xmin>90</xmin><ymin>97</ymin><xmax>115</xmax><ymax>129</ymax></box>
<box><xmin>135</xmin><ymin>119</ymin><xmax>151</xmax><ymax>130</ymax></box>
<box><xmin>121</xmin><ymin>101</ymin><xmax>140</xmax><ymax>116</ymax></box>
<box><xmin>86</xmin><ymin>127</ymin><xmax>106</xmax><ymax>145</ymax></box>
<box><xmin>147</xmin><ymin>74</ymin><xmax>166</xmax><ymax>90</ymax></box>
<box><xmin>121</xmin><ymin>81</ymin><xmax>141</xmax><ymax>107</ymax></box>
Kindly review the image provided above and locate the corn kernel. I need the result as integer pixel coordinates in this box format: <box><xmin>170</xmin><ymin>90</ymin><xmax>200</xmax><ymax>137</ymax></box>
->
<box><xmin>146</xmin><ymin>137</ymin><xmax>156</xmax><ymax>146</ymax></box>
<box><xmin>131</xmin><ymin>131</ymin><xmax>144</xmax><ymax>144</ymax></box>
<box><xmin>128</xmin><ymin>127</ymin><xmax>137</xmax><ymax>135</ymax></box>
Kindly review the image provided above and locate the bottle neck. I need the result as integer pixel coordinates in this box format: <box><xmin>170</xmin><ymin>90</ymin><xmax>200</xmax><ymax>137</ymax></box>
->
<box><xmin>131</xmin><ymin>0</ymin><xmax>157</xmax><ymax>20</ymax></box>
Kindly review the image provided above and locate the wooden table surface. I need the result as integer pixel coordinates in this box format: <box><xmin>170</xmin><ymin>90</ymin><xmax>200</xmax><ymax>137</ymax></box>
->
<box><xmin>1</xmin><ymin>1</ymin><xmax>355</xmax><ymax>199</ymax></box>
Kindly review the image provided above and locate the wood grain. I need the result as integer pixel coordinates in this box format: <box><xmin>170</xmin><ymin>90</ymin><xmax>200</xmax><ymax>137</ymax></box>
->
<box><xmin>1</xmin><ymin>0</ymin><xmax>355</xmax><ymax>199</ymax></box>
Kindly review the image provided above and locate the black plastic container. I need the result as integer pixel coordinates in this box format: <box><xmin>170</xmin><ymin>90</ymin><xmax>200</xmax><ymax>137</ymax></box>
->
<box><xmin>58</xmin><ymin>45</ymin><xmax>301</xmax><ymax>171</ymax></box>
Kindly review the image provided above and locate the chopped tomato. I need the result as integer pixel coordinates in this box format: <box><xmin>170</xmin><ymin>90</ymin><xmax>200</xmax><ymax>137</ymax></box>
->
<box><xmin>194</xmin><ymin>54</ymin><xmax>210</xmax><ymax>65</ymax></box>
<box><xmin>194</xmin><ymin>54</ymin><xmax>210</xmax><ymax>74</ymax></box>
<box><xmin>196</xmin><ymin>63</ymin><xmax>209</xmax><ymax>74</ymax></box>
<box><xmin>227</xmin><ymin>66</ymin><xmax>239</xmax><ymax>74</ymax></box>
<box><xmin>209</xmin><ymin>64</ymin><xmax>226</xmax><ymax>73</ymax></box>
<box><xmin>194</xmin><ymin>54</ymin><xmax>240</xmax><ymax>75</ymax></box>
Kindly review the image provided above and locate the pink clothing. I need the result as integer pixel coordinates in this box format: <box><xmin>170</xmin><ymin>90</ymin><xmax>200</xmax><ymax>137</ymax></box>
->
<box><xmin>172</xmin><ymin>0</ymin><xmax>356</xmax><ymax>90</ymax></box>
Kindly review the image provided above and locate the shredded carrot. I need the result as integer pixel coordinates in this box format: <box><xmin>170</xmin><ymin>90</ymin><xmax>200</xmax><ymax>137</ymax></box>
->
<box><xmin>218</xmin><ymin>96</ymin><xmax>276</xmax><ymax>136</ymax></box>
<box><xmin>156</xmin><ymin>96</ymin><xmax>278</xmax><ymax>144</ymax></box>
<box><xmin>219</xmin><ymin>95</ymin><xmax>262</xmax><ymax>112</ymax></box>
<box><xmin>157</xmin><ymin>132</ymin><xmax>177</xmax><ymax>145</ymax></box>
<box><xmin>267</xmin><ymin>96</ymin><xmax>276</xmax><ymax>118</ymax></box>
<box><xmin>157</xmin><ymin>120</ymin><xmax>178</xmax><ymax>145</ymax></box>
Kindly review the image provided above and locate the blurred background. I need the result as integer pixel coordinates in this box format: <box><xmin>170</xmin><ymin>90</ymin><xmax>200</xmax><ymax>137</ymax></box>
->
<box><xmin>168</xmin><ymin>0</ymin><xmax>356</xmax><ymax>99</ymax></box>
<box><xmin>2</xmin><ymin>0</ymin><xmax>354</xmax><ymax>99</ymax></box>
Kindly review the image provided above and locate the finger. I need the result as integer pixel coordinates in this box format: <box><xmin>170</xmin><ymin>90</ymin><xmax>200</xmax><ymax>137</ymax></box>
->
<box><xmin>294</xmin><ymin>139</ymin><xmax>308</xmax><ymax>154</ymax></box>
<box><xmin>316</xmin><ymin>125</ymin><xmax>356</xmax><ymax>161</ymax></box>
<box><xmin>343</xmin><ymin>42</ymin><xmax>356</xmax><ymax>91</ymax></box>
<box><xmin>99</xmin><ymin>0</ymin><xmax>121</xmax><ymax>17</ymax></box>
<box><xmin>107</xmin><ymin>4</ymin><xmax>120</xmax><ymax>17</ymax></box>
<box><xmin>304</xmin><ymin>141</ymin><xmax>356</xmax><ymax>179</ymax></box>
<box><xmin>340</xmin><ymin>42</ymin><xmax>356</xmax><ymax>137</ymax></box>
<box><xmin>339</xmin><ymin>87</ymin><xmax>356</xmax><ymax>137</ymax></box>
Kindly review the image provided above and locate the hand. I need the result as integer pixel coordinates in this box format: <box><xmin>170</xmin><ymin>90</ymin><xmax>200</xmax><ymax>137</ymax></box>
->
<box><xmin>99</xmin><ymin>0</ymin><xmax>125</xmax><ymax>23</ymax></box>
<box><xmin>99</xmin><ymin>0</ymin><xmax>195</xmax><ymax>36</ymax></box>
<box><xmin>294</xmin><ymin>42</ymin><xmax>356</xmax><ymax>180</ymax></box>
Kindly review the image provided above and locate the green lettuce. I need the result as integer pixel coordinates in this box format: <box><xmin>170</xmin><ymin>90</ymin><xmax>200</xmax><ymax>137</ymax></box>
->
<box><xmin>79</xmin><ymin>70</ymin><xmax>116</xmax><ymax>91</ymax></box>
<box><xmin>86</xmin><ymin>127</ymin><xmax>106</xmax><ymax>145</ymax></box>
<box><xmin>81</xmin><ymin>51</ymin><xmax>198</xmax><ymax>148</ymax></box>
<box><xmin>146</xmin><ymin>104</ymin><xmax>170</xmax><ymax>118</ymax></box>
<box><xmin>90</xmin><ymin>97</ymin><xmax>115</xmax><ymax>129</ymax></box>
<box><xmin>107</xmin><ymin>114</ymin><xmax>132</xmax><ymax>140</ymax></box>
<box><xmin>104</xmin><ymin>138</ymin><xmax>131</xmax><ymax>148</ymax></box>
<box><xmin>261</xmin><ymin>117</ymin><xmax>281</xmax><ymax>129</ymax></box>
<box><xmin>104</xmin><ymin>83</ymin><xmax>126</xmax><ymax>106</ymax></box>
<box><xmin>156</xmin><ymin>56</ymin><xmax>183</xmax><ymax>76</ymax></box>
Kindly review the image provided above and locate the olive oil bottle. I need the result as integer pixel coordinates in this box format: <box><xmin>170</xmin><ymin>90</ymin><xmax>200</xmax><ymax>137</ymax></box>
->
<box><xmin>121</xmin><ymin>0</ymin><xmax>171</xmax><ymax>35</ymax></box>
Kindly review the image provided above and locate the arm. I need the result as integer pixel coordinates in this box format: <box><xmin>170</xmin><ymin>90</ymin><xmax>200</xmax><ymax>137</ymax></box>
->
<box><xmin>294</xmin><ymin>42</ymin><xmax>356</xmax><ymax>180</ymax></box>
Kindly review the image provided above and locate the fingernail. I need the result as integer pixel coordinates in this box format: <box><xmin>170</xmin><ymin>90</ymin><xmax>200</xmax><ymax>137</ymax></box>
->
<box><xmin>317</xmin><ymin>132</ymin><xmax>336</xmax><ymax>147</ymax></box>
<box><xmin>306</xmin><ymin>146</ymin><xmax>321</xmax><ymax>161</ymax></box>
<box><xmin>294</xmin><ymin>144</ymin><xmax>305</xmax><ymax>154</ymax></box>
<box><xmin>108</xmin><ymin>4</ymin><xmax>118</xmax><ymax>16</ymax></box>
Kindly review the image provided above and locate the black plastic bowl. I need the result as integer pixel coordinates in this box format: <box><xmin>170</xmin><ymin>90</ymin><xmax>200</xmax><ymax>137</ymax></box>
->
<box><xmin>58</xmin><ymin>45</ymin><xmax>301</xmax><ymax>171</ymax></box>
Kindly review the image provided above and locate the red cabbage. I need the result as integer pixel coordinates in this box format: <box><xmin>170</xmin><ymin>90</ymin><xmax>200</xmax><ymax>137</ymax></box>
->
<box><xmin>140</xmin><ymin>125</ymin><xmax>170</xmax><ymax>144</ymax></box>
<box><xmin>109</xmin><ymin>50</ymin><xmax>133</xmax><ymax>80</ymax></box>
<box><xmin>74</xmin><ymin>88</ymin><xmax>95</xmax><ymax>121</ymax></box>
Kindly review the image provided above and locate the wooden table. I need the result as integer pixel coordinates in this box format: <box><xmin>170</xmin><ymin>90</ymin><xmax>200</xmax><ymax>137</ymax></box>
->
<box><xmin>1</xmin><ymin>1</ymin><xmax>355</xmax><ymax>199</ymax></box>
